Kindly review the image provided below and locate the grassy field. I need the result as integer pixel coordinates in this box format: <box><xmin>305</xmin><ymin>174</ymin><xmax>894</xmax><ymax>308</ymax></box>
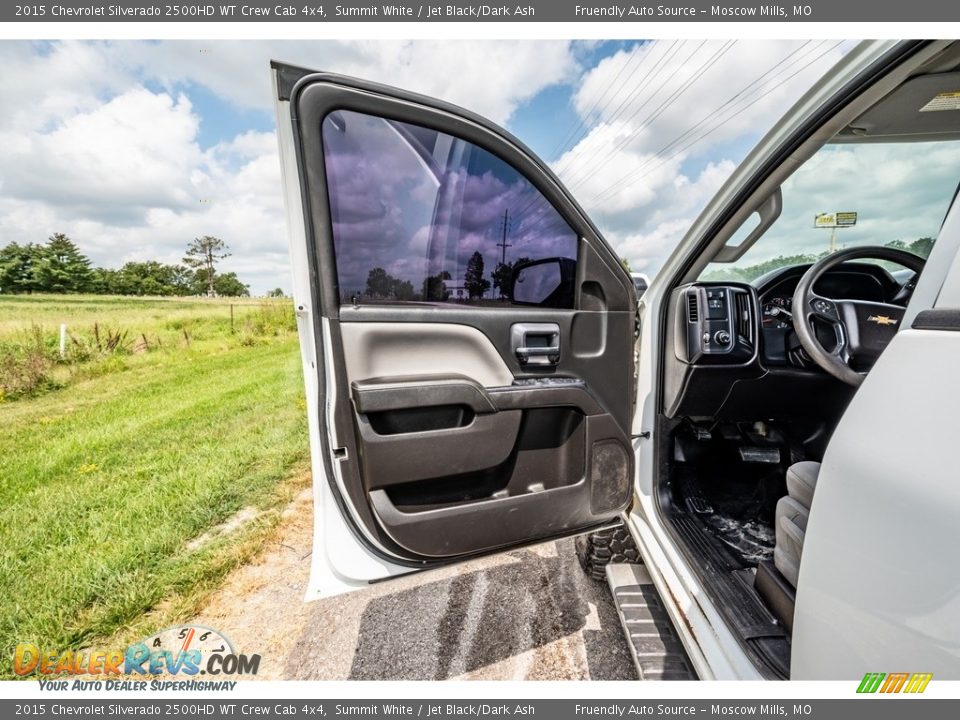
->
<box><xmin>0</xmin><ymin>295</ymin><xmax>309</xmax><ymax>678</ymax></box>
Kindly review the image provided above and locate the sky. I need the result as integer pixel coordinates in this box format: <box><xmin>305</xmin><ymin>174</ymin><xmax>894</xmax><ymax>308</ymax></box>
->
<box><xmin>0</xmin><ymin>39</ymin><xmax>884</xmax><ymax>295</ymax></box>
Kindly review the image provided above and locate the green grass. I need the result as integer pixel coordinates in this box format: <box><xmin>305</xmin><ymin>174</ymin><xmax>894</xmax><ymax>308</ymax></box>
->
<box><xmin>0</xmin><ymin>294</ymin><xmax>297</xmax><ymax>400</ymax></box>
<box><xmin>0</xmin><ymin>294</ymin><xmax>277</xmax><ymax>338</ymax></box>
<box><xmin>0</xmin><ymin>295</ymin><xmax>309</xmax><ymax>678</ymax></box>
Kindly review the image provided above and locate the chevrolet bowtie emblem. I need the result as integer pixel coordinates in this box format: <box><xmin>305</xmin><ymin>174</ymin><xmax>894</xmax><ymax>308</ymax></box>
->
<box><xmin>867</xmin><ymin>315</ymin><xmax>898</xmax><ymax>326</ymax></box>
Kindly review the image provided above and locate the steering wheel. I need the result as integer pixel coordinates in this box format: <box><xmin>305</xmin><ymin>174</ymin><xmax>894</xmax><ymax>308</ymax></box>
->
<box><xmin>791</xmin><ymin>246</ymin><xmax>925</xmax><ymax>387</ymax></box>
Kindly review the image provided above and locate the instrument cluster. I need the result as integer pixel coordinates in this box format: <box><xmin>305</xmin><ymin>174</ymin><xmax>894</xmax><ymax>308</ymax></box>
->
<box><xmin>761</xmin><ymin>295</ymin><xmax>793</xmax><ymax>329</ymax></box>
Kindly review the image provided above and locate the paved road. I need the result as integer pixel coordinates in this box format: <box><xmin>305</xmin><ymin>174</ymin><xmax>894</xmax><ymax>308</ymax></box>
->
<box><xmin>192</xmin><ymin>488</ymin><xmax>637</xmax><ymax>681</ymax></box>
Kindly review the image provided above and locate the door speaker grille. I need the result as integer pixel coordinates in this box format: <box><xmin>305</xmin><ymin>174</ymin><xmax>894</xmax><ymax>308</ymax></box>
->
<box><xmin>589</xmin><ymin>440</ymin><xmax>631</xmax><ymax>514</ymax></box>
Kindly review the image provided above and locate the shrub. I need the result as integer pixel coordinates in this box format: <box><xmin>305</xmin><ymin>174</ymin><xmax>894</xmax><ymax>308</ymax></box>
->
<box><xmin>0</xmin><ymin>325</ymin><xmax>61</xmax><ymax>400</ymax></box>
<box><xmin>247</xmin><ymin>301</ymin><xmax>297</xmax><ymax>336</ymax></box>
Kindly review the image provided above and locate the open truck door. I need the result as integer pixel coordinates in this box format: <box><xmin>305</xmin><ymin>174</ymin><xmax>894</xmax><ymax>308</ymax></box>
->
<box><xmin>272</xmin><ymin>64</ymin><xmax>639</xmax><ymax>599</ymax></box>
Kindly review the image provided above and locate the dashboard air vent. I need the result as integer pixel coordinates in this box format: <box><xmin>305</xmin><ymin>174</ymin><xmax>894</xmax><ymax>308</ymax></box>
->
<box><xmin>734</xmin><ymin>291</ymin><xmax>752</xmax><ymax>343</ymax></box>
<box><xmin>686</xmin><ymin>292</ymin><xmax>699</xmax><ymax>323</ymax></box>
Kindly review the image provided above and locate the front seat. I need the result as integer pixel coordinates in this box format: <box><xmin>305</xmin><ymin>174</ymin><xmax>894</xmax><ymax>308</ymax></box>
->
<box><xmin>774</xmin><ymin>460</ymin><xmax>820</xmax><ymax>587</ymax></box>
<box><xmin>755</xmin><ymin>460</ymin><xmax>820</xmax><ymax>633</ymax></box>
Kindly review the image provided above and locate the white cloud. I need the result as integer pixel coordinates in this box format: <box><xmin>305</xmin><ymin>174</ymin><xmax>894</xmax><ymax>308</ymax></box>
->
<box><xmin>0</xmin><ymin>39</ymin><xmax>861</xmax><ymax>294</ymax></box>
<box><xmin>0</xmin><ymin>42</ymin><xmax>133</xmax><ymax>133</ymax></box>
<box><xmin>605</xmin><ymin>159</ymin><xmax>738</xmax><ymax>273</ymax></box>
<box><xmin>14</xmin><ymin>40</ymin><xmax>935</xmax><ymax>297</ymax></box>
<box><xmin>0</xmin><ymin>74</ymin><xmax>287</xmax><ymax>288</ymax></box>
<box><xmin>613</xmin><ymin>219</ymin><xmax>694</xmax><ymax>274</ymax></box>
<box><xmin>3</xmin><ymin>88</ymin><xmax>201</xmax><ymax>220</ymax></box>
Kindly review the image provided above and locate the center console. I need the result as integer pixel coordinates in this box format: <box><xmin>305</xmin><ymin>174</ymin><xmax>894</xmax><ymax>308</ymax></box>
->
<box><xmin>675</xmin><ymin>284</ymin><xmax>757</xmax><ymax>365</ymax></box>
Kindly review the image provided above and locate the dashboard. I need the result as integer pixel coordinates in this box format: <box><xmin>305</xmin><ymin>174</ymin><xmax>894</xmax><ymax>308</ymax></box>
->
<box><xmin>675</xmin><ymin>262</ymin><xmax>912</xmax><ymax>370</ymax></box>
<box><xmin>665</xmin><ymin>262</ymin><xmax>914</xmax><ymax>419</ymax></box>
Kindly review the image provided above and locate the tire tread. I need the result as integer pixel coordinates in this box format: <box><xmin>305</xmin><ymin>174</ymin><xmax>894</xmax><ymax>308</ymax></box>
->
<box><xmin>574</xmin><ymin>527</ymin><xmax>640</xmax><ymax>581</ymax></box>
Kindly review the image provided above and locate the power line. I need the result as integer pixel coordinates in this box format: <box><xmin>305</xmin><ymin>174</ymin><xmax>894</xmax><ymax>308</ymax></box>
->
<box><xmin>577</xmin><ymin>40</ymin><xmax>822</xmax><ymax>205</ymax></box>
<box><xmin>552</xmin><ymin>40</ymin><xmax>684</xmax><ymax>178</ymax></box>
<box><xmin>584</xmin><ymin>41</ymin><xmax>845</xmax><ymax>209</ymax></box>
<box><xmin>514</xmin><ymin>41</ymin><xmax>685</xmax><ymax>223</ymax></box>
<box><xmin>518</xmin><ymin>40</ymin><xmax>730</xmax><ymax>226</ymax></box>
<box><xmin>497</xmin><ymin>209</ymin><xmax>512</xmax><ymax>265</ymax></box>
<box><xmin>564</xmin><ymin>40</ymin><xmax>735</xmax><ymax>192</ymax></box>
<box><xmin>545</xmin><ymin>41</ymin><xmax>648</xmax><ymax>162</ymax></box>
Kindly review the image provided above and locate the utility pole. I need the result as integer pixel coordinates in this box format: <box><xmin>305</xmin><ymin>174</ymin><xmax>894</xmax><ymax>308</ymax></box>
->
<box><xmin>497</xmin><ymin>209</ymin><xmax>512</xmax><ymax>299</ymax></box>
<box><xmin>497</xmin><ymin>209</ymin><xmax>512</xmax><ymax>266</ymax></box>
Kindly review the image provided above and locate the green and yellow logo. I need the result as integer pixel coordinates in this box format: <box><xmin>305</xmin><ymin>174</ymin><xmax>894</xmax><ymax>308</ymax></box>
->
<box><xmin>857</xmin><ymin>672</ymin><xmax>933</xmax><ymax>694</ymax></box>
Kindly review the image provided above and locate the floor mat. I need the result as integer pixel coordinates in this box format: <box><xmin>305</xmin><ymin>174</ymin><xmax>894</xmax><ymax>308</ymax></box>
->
<box><xmin>675</xmin><ymin>467</ymin><xmax>778</xmax><ymax>568</ymax></box>
<box><xmin>701</xmin><ymin>513</ymin><xmax>774</xmax><ymax>565</ymax></box>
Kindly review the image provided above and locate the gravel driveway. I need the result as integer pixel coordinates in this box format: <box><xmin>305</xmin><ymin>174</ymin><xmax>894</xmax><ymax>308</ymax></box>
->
<box><xmin>190</xmin><ymin>487</ymin><xmax>637</xmax><ymax>681</ymax></box>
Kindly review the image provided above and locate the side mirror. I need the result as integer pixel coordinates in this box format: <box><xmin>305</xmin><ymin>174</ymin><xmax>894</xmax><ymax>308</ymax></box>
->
<box><xmin>631</xmin><ymin>273</ymin><xmax>649</xmax><ymax>299</ymax></box>
<box><xmin>510</xmin><ymin>258</ymin><xmax>576</xmax><ymax>308</ymax></box>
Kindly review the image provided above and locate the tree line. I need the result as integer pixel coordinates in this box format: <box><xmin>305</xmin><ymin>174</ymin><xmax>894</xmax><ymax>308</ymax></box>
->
<box><xmin>702</xmin><ymin>237</ymin><xmax>935</xmax><ymax>283</ymax></box>
<box><xmin>0</xmin><ymin>234</ymin><xmax>251</xmax><ymax>297</ymax></box>
<box><xmin>358</xmin><ymin>251</ymin><xmax>533</xmax><ymax>302</ymax></box>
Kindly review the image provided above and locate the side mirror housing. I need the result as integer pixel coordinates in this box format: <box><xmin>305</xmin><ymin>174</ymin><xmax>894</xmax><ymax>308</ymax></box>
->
<box><xmin>509</xmin><ymin>257</ymin><xmax>576</xmax><ymax>308</ymax></box>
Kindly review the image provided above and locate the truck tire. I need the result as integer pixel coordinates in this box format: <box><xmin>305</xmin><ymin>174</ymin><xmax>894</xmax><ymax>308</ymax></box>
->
<box><xmin>574</xmin><ymin>527</ymin><xmax>641</xmax><ymax>582</ymax></box>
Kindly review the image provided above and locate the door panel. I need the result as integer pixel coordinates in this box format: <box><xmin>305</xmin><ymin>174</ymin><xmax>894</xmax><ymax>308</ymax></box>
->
<box><xmin>277</xmin><ymin>65</ymin><xmax>637</xmax><ymax>582</ymax></box>
<box><xmin>338</xmin><ymin>315</ymin><xmax>634</xmax><ymax>559</ymax></box>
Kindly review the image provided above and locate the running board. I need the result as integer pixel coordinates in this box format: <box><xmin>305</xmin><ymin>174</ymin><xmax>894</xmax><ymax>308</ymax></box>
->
<box><xmin>606</xmin><ymin>563</ymin><xmax>697</xmax><ymax>680</ymax></box>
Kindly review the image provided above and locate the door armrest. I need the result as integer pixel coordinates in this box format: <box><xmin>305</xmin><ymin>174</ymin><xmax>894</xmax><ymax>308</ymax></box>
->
<box><xmin>351</xmin><ymin>375</ymin><xmax>497</xmax><ymax>414</ymax></box>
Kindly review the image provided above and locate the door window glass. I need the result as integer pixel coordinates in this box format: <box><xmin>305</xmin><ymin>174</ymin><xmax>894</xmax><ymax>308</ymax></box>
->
<box><xmin>322</xmin><ymin>110</ymin><xmax>579</xmax><ymax>307</ymax></box>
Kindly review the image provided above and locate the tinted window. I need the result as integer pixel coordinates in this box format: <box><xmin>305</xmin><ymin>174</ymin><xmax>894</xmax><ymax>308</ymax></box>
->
<box><xmin>322</xmin><ymin>110</ymin><xmax>578</xmax><ymax>307</ymax></box>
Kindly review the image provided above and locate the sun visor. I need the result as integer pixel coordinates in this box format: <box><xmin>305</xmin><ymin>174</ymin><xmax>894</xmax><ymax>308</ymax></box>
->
<box><xmin>836</xmin><ymin>71</ymin><xmax>960</xmax><ymax>142</ymax></box>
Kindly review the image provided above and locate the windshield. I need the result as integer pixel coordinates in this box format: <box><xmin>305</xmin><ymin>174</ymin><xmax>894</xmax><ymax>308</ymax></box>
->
<box><xmin>701</xmin><ymin>140</ymin><xmax>960</xmax><ymax>282</ymax></box>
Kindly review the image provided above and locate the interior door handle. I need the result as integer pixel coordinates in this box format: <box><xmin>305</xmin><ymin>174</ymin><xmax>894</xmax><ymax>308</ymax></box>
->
<box><xmin>511</xmin><ymin>323</ymin><xmax>561</xmax><ymax>366</ymax></box>
<box><xmin>515</xmin><ymin>346</ymin><xmax>561</xmax><ymax>357</ymax></box>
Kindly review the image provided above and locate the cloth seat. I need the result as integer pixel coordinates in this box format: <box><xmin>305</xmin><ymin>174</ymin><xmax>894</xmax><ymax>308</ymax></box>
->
<box><xmin>785</xmin><ymin>460</ymin><xmax>819</xmax><ymax>509</ymax></box>
<box><xmin>773</xmin><ymin>461</ymin><xmax>820</xmax><ymax>588</ymax></box>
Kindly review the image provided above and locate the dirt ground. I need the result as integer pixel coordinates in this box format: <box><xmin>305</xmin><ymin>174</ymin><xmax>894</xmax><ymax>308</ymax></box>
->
<box><xmin>189</xmin><ymin>487</ymin><xmax>637</xmax><ymax>681</ymax></box>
